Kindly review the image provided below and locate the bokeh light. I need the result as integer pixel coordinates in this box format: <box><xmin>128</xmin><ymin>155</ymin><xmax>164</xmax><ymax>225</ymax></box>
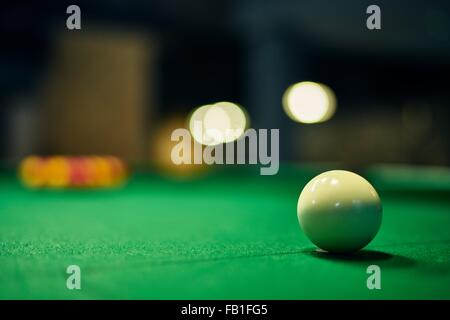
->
<box><xmin>189</xmin><ymin>102</ymin><xmax>247</xmax><ymax>146</ymax></box>
<box><xmin>282</xmin><ymin>81</ymin><xmax>336</xmax><ymax>124</ymax></box>
<box><xmin>151</xmin><ymin>115</ymin><xmax>207</xmax><ymax>178</ymax></box>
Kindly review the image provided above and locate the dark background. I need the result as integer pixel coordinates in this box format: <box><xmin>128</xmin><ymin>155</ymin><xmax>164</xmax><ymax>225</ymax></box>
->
<box><xmin>1</xmin><ymin>0</ymin><xmax>449</xmax><ymax>166</ymax></box>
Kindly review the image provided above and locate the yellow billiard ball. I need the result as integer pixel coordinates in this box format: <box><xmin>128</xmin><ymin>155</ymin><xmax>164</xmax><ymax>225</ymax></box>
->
<box><xmin>297</xmin><ymin>170</ymin><xmax>382</xmax><ymax>253</ymax></box>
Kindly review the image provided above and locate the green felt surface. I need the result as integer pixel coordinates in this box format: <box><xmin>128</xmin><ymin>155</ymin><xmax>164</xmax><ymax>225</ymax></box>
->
<box><xmin>0</xmin><ymin>165</ymin><xmax>449</xmax><ymax>299</ymax></box>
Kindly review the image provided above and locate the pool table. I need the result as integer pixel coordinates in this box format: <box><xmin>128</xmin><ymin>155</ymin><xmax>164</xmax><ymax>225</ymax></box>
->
<box><xmin>0</xmin><ymin>164</ymin><xmax>449</xmax><ymax>299</ymax></box>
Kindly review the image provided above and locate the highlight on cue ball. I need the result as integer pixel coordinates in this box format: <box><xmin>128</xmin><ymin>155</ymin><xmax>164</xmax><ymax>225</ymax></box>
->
<box><xmin>297</xmin><ymin>170</ymin><xmax>382</xmax><ymax>253</ymax></box>
<box><xmin>283</xmin><ymin>81</ymin><xmax>336</xmax><ymax>124</ymax></box>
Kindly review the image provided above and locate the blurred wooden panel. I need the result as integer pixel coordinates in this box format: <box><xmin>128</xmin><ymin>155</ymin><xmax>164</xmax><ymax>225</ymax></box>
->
<box><xmin>41</xmin><ymin>30</ymin><xmax>157</xmax><ymax>162</ymax></box>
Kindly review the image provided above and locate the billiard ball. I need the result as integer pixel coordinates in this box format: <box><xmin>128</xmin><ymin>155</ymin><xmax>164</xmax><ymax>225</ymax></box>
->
<box><xmin>297</xmin><ymin>170</ymin><xmax>382</xmax><ymax>253</ymax></box>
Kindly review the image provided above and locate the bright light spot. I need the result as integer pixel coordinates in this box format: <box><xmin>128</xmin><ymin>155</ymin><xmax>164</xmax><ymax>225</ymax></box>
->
<box><xmin>203</xmin><ymin>105</ymin><xmax>232</xmax><ymax>145</ymax></box>
<box><xmin>189</xmin><ymin>104</ymin><xmax>212</xmax><ymax>145</ymax></box>
<box><xmin>188</xmin><ymin>101</ymin><xmax>248</xmax><ymax>146</ymax></box>
<box><xmin>215</xmin><ymin>101</ymin><xmax>248</xmax><ymax>138</ymax></box>
<box><xmin>282</xmin><ymin>81</ymin><xmax>336</xmax><ymax>124</ymax></box>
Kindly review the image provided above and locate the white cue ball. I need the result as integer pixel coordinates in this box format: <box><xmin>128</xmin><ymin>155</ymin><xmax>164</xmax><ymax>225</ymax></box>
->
<box><xmin>297</xmin><ymin>170</ymin><xmax>382</xmax><ymax>253</ymax></box>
